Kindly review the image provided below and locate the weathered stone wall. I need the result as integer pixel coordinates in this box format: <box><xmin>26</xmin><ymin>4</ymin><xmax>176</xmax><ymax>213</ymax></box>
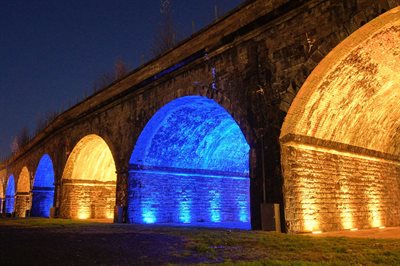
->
<box><xmin>282</xmin><ymin>143</ymin><xmax>400</xmax><ymax>232</ymax></box>
<box><xmin>127</xmin><ymin>170</ymin><xmax>250</xmax><ymax>227</ymax></box>
<box><xmin>31</xmin><ymin>190</ymin><xmax>54</xmax><ymax>217</ymax></box>
<box><xmin>5</xmin><ymin>196</ymin><xmax>14</xmax><ymax>214</ymax></box>
<box><xmin>60</xmin><ymin>181</ymin><xmax>116</xmax><ymax>219</ymax></box>
<box><xmin>280</xmin><ymin>6</ymin><xmax>400</xmax><ymax>232</ymax></box>
<box><xmin>15</xmin><ymin>194</ymin><xmax>31</xmax><ymax>217</ymax></box>
<box><xmin>0</xmin><ymin>0</ymin><xmax>398</xmax><ymax>231</ymax></box>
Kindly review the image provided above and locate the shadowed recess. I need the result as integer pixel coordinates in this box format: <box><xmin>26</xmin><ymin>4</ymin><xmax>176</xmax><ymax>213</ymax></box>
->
<box><xmin>5</xmin><ymin>175</ymin><xmax>15</xmax><ymax>214</ymax></box>
<box><xmin>128</xmin><ymin>96</ymin><xmax>250</xmax><ymax>229</ymax></box>
<box><xmin>31</xmin><ymin>154</ymin><xmax>55</xmax><ymax>217</ymax></box>
<box><xmin>61</xmin><ymin>134</ymin><xmax>116</xmax><ymax>219</ymax></box>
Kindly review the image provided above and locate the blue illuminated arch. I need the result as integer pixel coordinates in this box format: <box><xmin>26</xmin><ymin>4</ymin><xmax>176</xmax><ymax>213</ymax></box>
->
<box><xmin>128</xmin><ymin>96</ymin><xmax>251</xmax><ymax>229</ymax></box>
<box><xmin>5</xmin><ymin>175</ymin><xmax>15</xmax><ymax>214</ymax></box>
<box><xmin>31</xmin><ymin>154</ymin><xmax>55</xmax><ymax>217</ymax></box>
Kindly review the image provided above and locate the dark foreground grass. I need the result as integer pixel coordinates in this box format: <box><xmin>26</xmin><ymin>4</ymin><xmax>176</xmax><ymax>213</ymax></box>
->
<box><xmin>0</xmin><ymin>218</ymin><xmax>399</xmax><ymax>265</ymax></box>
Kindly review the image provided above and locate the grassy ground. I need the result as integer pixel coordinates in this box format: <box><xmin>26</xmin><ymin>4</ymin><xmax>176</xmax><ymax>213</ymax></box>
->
<box><xmin>0</xmin><ymin>218</ymin><xmax>399</xmax><ymax>265</ymax></box>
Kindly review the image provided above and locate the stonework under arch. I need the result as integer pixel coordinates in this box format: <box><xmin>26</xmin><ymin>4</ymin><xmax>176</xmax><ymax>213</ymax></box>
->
<box><xmin>128</xmin><ymin>96</ymin><xmax>251</xmax><ymax>229</ymax></box>
<box><xmin>5</xmin><ymin>175</ymin><xmax>15</xmax><ymax>214</ymax></box>
<box><xmin>0</xmin><ymin>169</ymin><xmax>5</xmax><ymax>213</ymax></box>
<box><xmin>17</xmin><ymin>167</ymin><xmax>30</xmax><ymax>193</ymax></box>
<box><xmin>16</xmin><ymin>167</ymin><xmax>31</xmax><ymax>217</ymax></box>
<box><xmin>31</xmin><ymin>154</ymin><xmax>55</xmax><ymax>217</ymax></box>
<box><xmin>280</xmin><ymin>7</ymin><xmax>400</xmax><ymax>233</ymax></box>
<box><xmin>60</xmin><ymin>134</ymin><xmax>117</xmax><ymax>219</ymax></box>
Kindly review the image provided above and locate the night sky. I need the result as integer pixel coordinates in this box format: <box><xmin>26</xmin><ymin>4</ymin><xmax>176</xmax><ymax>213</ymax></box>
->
<box><xmin>0</xmin><ymin>0</ymin><xmax>243</xmax><ymax>159</ymax></box>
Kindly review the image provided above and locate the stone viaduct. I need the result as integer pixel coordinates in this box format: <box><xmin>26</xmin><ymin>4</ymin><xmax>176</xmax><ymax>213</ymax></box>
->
<box><xmin>0</xmin><ymin>0</ymin><xmax>399</xmax><ymax>233</ymax></box>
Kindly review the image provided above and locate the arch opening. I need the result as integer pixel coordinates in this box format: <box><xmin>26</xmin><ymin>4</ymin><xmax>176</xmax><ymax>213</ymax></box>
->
<box><xmin>0</xmin><ymin>170</ymin><xmax>5</xmax><ymax>213</ymax></box>
<box><xmin>31</xmin><ymin>154</ymin><xmax>55</xmax><ymax>217</ymax></box>
<box><xmin>280</xmin><ymin>8</ymin><xmax>400</xmax><ymax>233</ymax></box>
<box><xmin>16</xmin><ymin>167</ymin><xmax>31</xmax><ymax>217</ymax></box>
<box><xmin>5</xmin><ymin>175</ymin><xmax>15</xmax><ymax>214</ymax></box>
<box><xmin>128</xmin><ymin>96</ymin><xmax>251</xmax><ymax>229</ymax></box>
<box><xmin>61</xmin><ymin>134</ymin><xmax>116</xmax><ymax>219</ymax></box>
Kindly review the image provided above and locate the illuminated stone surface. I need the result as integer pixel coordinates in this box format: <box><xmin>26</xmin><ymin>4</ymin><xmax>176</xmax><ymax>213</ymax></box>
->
<box><xmin>128</xmin><ymin>96</ymin><xmax>250</xmax><ymax>229</ymax></box>
<box><xmin>1</xmin><ymin>0</ymin><xmax>399</xmax><ymax>231</ymax></box>
<box><xmin>31</xmin><ymin>154</ymin><xmax>55</xmax><ymax>217</ymax></box>
<box><xmin>0</xmin><ymin>169</ymin><xmax>5</xmax><ymax>213</ymax></box>
<box><xmin>15</xmin><ymin>167</ymin><xmax>31</xmax><ymax>217</ymax></box>
<box><xmin>61</xmin><ymin>135</ymin><xmax>116</xmax><ymax>219</ymax></box>
<box><xmin>5</xmin><ymin>175</ymin><xmax>15</xmax><ymax>214</ymax></box>
<box><xmin>281</xmin><ymin>8</ymin><xmax>400</xmax><ymax>232</ymax></box>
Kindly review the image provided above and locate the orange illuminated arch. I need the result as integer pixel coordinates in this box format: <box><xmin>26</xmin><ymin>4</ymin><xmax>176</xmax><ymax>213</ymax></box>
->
<box><xmin>63</xmin><ymin>135</ymin><xmax>117</xmax><ymax>182</ymax></box>
<box><xmin>0</xmin><ymin>169</ymin><xmax>6</xmax><ymax>199</ymax></box>
<box><xmin>61</xmin><ymin>134</ymin><xmax>117</xmax><ymax>219</ymax></box>
<box><xmin>280</xmin><ymin>7</ymin><xmax>400</xmax><ymax>232</ymax></box>
<box><xmin>17</xmin><ymin>167</ymin><xmax>30</xmax><ymax>193</ymax></box>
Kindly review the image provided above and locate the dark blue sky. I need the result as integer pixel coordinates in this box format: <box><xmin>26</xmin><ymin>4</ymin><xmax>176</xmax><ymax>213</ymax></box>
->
<box><xmin>0</xmin><ymin>0</ymin><xmax>243</xmax><ymax>158</ymax></box>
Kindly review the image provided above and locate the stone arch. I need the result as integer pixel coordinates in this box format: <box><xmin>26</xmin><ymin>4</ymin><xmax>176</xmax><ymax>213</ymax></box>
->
<box><xmin>5</xmin><ymin>175</ymin><xmax>15</xmax><ymax>214</ymax></box>
<box><xmin>128</xmin><ymin>95</ymin><xmax>251</xmax><ymax>229</ymax></box>
<box><xmin>17</xmin><ymin>167</ymin><xmax>30</xmax><ymax>193</ymax></box>
<box><xmin>31</xmin><ymin>154</ymin><xmax>55</xmax><ymax>217</ymax></box>
<box><xmin>15</xmin><ymin>167</ymin><xmax>31</xmax><ymax>217</ymax></box>
<box><xmin>60</xmin><ymin>134</ymin><xmax>117</xmax><ymax>219</ymax></box>
<box><xmin>280</xmin><ymin>7</ymin><xmax>400</xmax><ymax>232</ymax></box>
<box><xmin>0</xmin><ymin>169</ymin><xmax>5</xmax><ymax>213</ymax></box>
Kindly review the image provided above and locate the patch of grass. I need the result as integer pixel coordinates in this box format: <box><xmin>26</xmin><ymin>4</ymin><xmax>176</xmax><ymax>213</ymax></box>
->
<box><xmin>0</xmin><ymin>217</ymin><xmax>106</xmax><ymax>228</ymax></box>
<box><xmin>1</xmin><ymin>218</ymin><xmax>399</xmax><ymax>265</ymax></box>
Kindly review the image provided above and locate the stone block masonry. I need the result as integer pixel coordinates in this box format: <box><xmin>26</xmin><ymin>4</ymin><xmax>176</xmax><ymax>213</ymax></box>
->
<box><xmin>282</xmin><ymin>142</ymin><xmax>400</xmax><ymax>233</ymax></box>
<box><xmin>1</xmin><ymin>0</ymin><xmax>399</xmax><ymax>231</ymax></box>
<box><xmin>60</xmin><ymin>180</ymin><xmax>116</xmax><ymax>219</ymax></box>
<box><xmin>15</xmin><ymin>194</ymin><xmax>31</xmax><ymax>218</ymax></box>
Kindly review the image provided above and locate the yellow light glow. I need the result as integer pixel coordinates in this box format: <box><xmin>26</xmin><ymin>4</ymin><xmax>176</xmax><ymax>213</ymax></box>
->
<box><xmin>339</xmin><ymin>180</ymin><xmax>353</xmax><ymax>230</ymax></box>
<box><xmin>280</xmin><ymin>8</ymin><xmax>400</xmax><ymax>234</ymax></box>
<box><xmin>62</xmin><ymin>134</ymin><xmax>117</xmax><ymax>219</ymax></box>
<box><xmin>285</xmin><ymin>142</ymin><xmax>399</xmax><ymax>165</ymax></box>
<box><xmin>350</xmin><ymin>228</ymin><xmax>358</xmax><ymax>231</ymax></box>
<box><xmin>303</xmin><ymin>212</ymin><xmax>318</xmax><ymax>232</ymax></box>
<box><xmin>64</xmin><ymin>135</ymin><xmax>117</xmax><ymax>182</ymax></box>
<box><xmin>366</xmin><ymin>176</ymin><xmax>383</xmax><ymax>228</ymax></box>
<box><xmin>379</xmin><ymin>226</ymin><xmax>386</xmax><ymax>229</ymax></box>
<box><xmin>17</xmin><ymin>167</ymin><xmax>31</xmax><ymax>193</ymax></box>
<box><xmin>106</xmin><ymin>210</ymin><xmax>114</xmax><ymax>219</ymax></box>
<box><xmin>369</xmin><ymin>205</ymin><xmax>382</xmax><ymax>228</ymax></box>
<box><xmin>299</xmin><ymin>180</ymin><xmax>319</xmax><ymax>232</ymax></box>
<box><xmin>77</xmin><ymin>210</ymin><xmax>90</xmax><ymax>220</ymax></box>
<box><xmin>312</xmin><ymin>231</ymin><xmax>322</xmax><ymax>234</ymax></box>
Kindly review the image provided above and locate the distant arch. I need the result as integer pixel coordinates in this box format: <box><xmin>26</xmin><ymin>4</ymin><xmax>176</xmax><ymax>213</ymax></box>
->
<box><xmin>5</xmin><ymin>175</ymin><xmax>15</xmax><ymax>214</ymax></box>
<box><xmin>31</xmin><ymin>154</ymin><xmax>55</xmax><ymax>217</ymax></box>
<box><xmin>0</xmin><ymin>170</ymin><xmax>4</xmax><ymax>213</ymax></box>
<box><xmin>61</xmin><ymin>134</ymin><xmax>117</xmax><ymax>219</ymax></box>
<box><xmin>17</xmin><ymin>167</ymin><xmax>30</xmax><ymax>193</ymax></box>
<box><xmin>16</xmin><ymin>167</ymin><xmax>31</xmax><ymax>217</ymax></box>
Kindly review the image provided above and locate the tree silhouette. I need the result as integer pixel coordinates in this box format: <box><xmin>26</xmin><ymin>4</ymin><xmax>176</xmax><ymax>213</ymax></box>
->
<box><xmin>151</xmin><ymin>0</ymin><xmax>176</xmax><ymax>57</ymax></box>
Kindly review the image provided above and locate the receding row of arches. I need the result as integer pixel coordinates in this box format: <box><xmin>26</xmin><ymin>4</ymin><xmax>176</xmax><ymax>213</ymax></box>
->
<box><xmin>1</xmin><ymin>96</ymin><xmax>251</xmax><ymax>229</ymax></box>
<box><xmin>3</xmin><ymin>156</ymin><xmax>54</xmax><ymax>218</ymax></box>
<box><xmin>1</xmin><ymin>7</ymin><xmax>399</xmax><ymax>232</ymax></box>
